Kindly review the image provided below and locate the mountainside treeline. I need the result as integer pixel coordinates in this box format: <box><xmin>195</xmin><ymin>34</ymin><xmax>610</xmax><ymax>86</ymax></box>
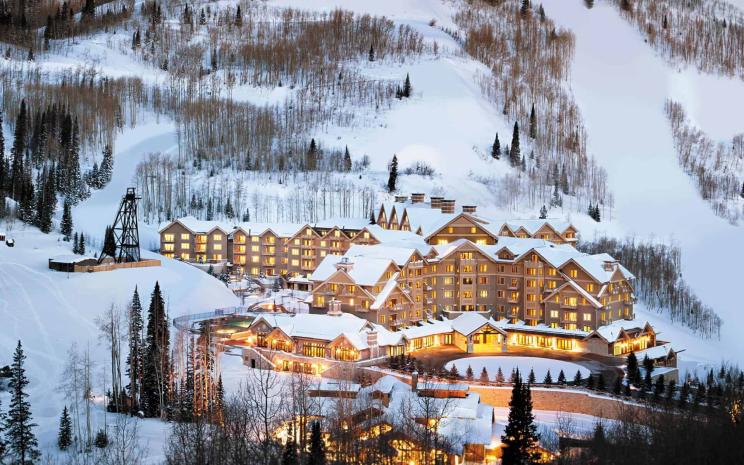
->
<box><xmin>451</xmin><ymin>0</ymin><xmax>613</xmax><ymax>217</ymax></box>
<box><xmin>609</xmin><ymin>0</ymin><xmax>744</xmax><ymax>80</ymax></box>
<box><xmin>664</xmin><ymin>99</ymin><xmax>744</xmax><ymax>224</ymax></box>
<box><xmin>579</xmin><ymin>236</ymin><xmax>722</xmax><ymax>338</ymax></box>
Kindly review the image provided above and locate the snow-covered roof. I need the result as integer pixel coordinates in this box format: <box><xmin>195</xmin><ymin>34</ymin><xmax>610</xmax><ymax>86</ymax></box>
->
<box><xmin>345</xmin><ymin>244</ymin><xmax>418</xmax><ymax>267</ymax></box>
<box><xmin>364</xmin><ymin>225</ymin><xmax>432</xmax><ymax>253</ymax></box>
<box><xmin>589</xmin><ymin>319</ymin><xmax>653</xmax><ymax>342</ymax></box>
<box><xmin>494</xmin><ymin>318</ymin><xmax>590</xmax><ymax>337</ymax></box>
<box><xmin>310</xmin><ymin>379</ymin><xmax>362</xmax><ymax>393</ymax></box>
<box><xmin>451</xmin><ymin>312</ymin><xmax>504</xmax><ymax>337</ymax></box>
<box><xmin>499</xmin><ymin>219</ymin><xmax>574</xmax><ymax>235</ymax></box>
<box><xmin>634</xmin><ymin>343</ymin><xmax>677</xmax><ymax>360</ymax></box>
<box><xmin>251</xmin><ymin>313</ymin><xmax>371</xmax><ymax>342</ymax></box>
<box><xmin>160</xmin><ymin>216</ymin><xmax>236</xmax><ymax>234</ymax></box>
<box><xmin>400</xmin><ymin>318</ymin><xmax>454</xmax><ymax>340</ymax></box>
<box><xmin>312</xmin><ymin>217</ymin><xmax>371</xmax><ymax>231</ymax></box>
<box><xmin>370</xmin><ymin>274</ymin><xmax>403</xmax><ymax>310</ymax></box>
<box><xmin>310</xmin><ymin>254</ymin><xmax>394</xmax><ymax>286</ymax></box>
<box><xmin>542</xmin><ymin>280</ymin><xmax>603</xmax><ymax>308</ymax></box>
<box><xmin>50</xmin><ymin>254</ymin><xmax>96</xmax><ymax>264</ymax></box>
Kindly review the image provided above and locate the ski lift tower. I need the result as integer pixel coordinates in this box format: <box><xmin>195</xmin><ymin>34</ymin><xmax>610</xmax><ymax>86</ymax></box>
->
<box><xmin>98</xmin><ymin>188</ymin><xmax>141</xmax><ymax>264</ymax></box>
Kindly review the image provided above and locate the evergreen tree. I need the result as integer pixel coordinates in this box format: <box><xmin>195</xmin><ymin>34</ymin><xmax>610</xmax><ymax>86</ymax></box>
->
<box><xmin>281</xmin><ymin>432</ymin><xmax>298</xmax><ymax>465</ymax></box>
<box><xmin>653</xmin><ymin>375</ymin><xmax>665</xmax><ymax>401</ymax></box>
<box><xmin>557</xmin><ymin>370</ymin><xmax>566</xmax><ymax>385</ymax></box>
<box><xmin>369</xmin><ymin>207</ymin><xmax>376</xmax><ymax>225</ymax></box>
<box><xmin>543</xmin><ymin>370</ymin><xmax>553</xmax><ymax>385</ymax></box>
<box><xmin>368</xmin><ymin>45</ymin><xmax>375</xmax><ymax>62</ymax></box>
<box><xmin>479</xmin><ymin>367</ymin><xmax>489</xmax><ymax>383</ymax></box>
<box><xmin>626</xmin><ymin>352</ymin><xmax>641</xmax><ymax>387</ymax></box>
<box><xmin>206</xmin><ymin>198</ymin><xmax>213</xmax><ymax>220</ymax></box>
<box><xmin>501</xmin><ymin>373</ymin><xmax>540</xmax><ymax>465</ymax></box>
<box><xmin>491</xmin><ymin>133</ymin><xmax>501</xmax><ymax>159</ymax></box>
<box><xmin>99</xmin><ymin>145</ymin><xmax>113</xmax><ymax>187</ymax></box>
<box><xmin>678</xmin><ymin>382</ymin><xmax>690</xmax><ymax>408</ymax></box>
<box><xmin>387</xmin><ymin>155</ymin><xmax>398</xmax><ymax>193</ymax></box>
<box><xmin>740</xmin><ymin>181</ymin><xmax>744</xmax><ymax>199</ymax></box>
<box><xmin>343</xmin><ymin>146</ymin><xmax>352</xmax><ymax>172</ymax></box>
<box><xmin>38</xmin><ymin>168</ymin><xmax>56</xmax><ymax>233</ymax></box>
<box><xmin>448</xmin><ymin>364</ymin><xmax>459</xmax><ymax>380</ymax></box>
<box><xmin>596</xmin><ymin>373</ymin><xmax>606</xmax><ymax>391</ymax></box>
<box><xmin>527</xmin><ymin>369</ymin><xmax>536</xmax><ymax>385</ymax></box>
<box><xmin>560</xmin><ymin>164</ymin><xmax>569</xmax><ymax>195</ymax></box>
<box><xmin>143</xmin><ymin>282</ymin><xmax>170</xmax><ymax>418</ymax></box>
<box><xmin>643</xmin><ymin>355</ymin><xmax>654</xmax><ymax>391</ymax></box>
<box><xmin>402</xmin><ymin>73</ymin><xmax>412</xmax><ymax>98</ymax></box>
<box><xmin>78</xmin><ymin>233</ymin><xmax>86</xmax><ymax>255</ymax></box>
<box><xmin>613</xmin><ymin>376</ymin><xmax>623</xmax><ymax>395</ymax></box>
<box><xmin>466</xmin><ymin>365</ymin><xmax>474</xmax><ymax>381</ymax></box>
<box><xmin>10</xmin><ymin>100</ymin><xmax>27</xmax><ymax>199</ymax></box>
<box><xmin>94</xmin><ymin>430</ymin><xmax>108</xmax><ymax>448</ymax></box>
<box><xmin>520</xmin><ymin>0</ymin><xmax>531</xmax><ymax>16</ymax></box>
<box><xmin>5</xmin><ymin>341</ymin><xmax>40</xmax><ymax>465</ymax></box>
<box><xmin>61</xmin><ymin>199</ymin><xmax>73</xmax><ymax>240</ymax></box>
<box><xmin>103</xmin><ymin>225</ymin><xmax>117</xmax><ymax>259</ymax></box>
<box><xmin>496</xmin><ymin>367</ymin><xmax>505</xmax><ymax>384</ymax></box>
<box><xmin>529</xmin><ymin>103</ymin><xmax>537</xmax><ymax>139</ymax></box>
<box><xmin>307</xmin><ymin>421</ymin><xmax>326</xmax><ymax>465</ymax></box>
<box><xmin>509</xmin><ymin>121</ymin><xmax>521</xmax><ymax>167</ymax></box>
<box><xmin>225</xmin><ymin>198</ymin><xmax>235</xmax><ymax>219</ymax></box>
<box><xmin>573</xmin><ymin>370</ymin><xmax>582</xmax><ymax>386</ymax></box>
<box><xmin>539</xmin><ymin>205</ymin><xmax>547</xmax><ymax>219</ymax></box>
<box><xmin>586</xmin><ymin>374</ymin><xmax>595</xmax><ymax>390</ymax></box>
<box><xmin>127</xmin><ymin>287</ymin><xmax>144</xmax><ymax>413</ymax></box>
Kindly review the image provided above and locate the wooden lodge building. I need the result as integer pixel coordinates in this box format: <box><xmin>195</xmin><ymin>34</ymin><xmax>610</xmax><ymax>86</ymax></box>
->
<box><xmin>164</xmin><ymin>194</ymin><xmax>674</xmax><ymax>361</ymax></box>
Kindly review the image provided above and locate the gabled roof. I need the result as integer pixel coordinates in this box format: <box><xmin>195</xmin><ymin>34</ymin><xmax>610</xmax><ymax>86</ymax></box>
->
<box><xmin>495</xmin><ymin>219</ymin><xmax>575</xmax><ymax>236</ymax></box>
<box><xmin>450</xmin><ymin>313</ymin><xmax>506</xmax><ymax>337</ymax></box>
<box><xmin>311</xmin><ymin>254</ymin><xmax>396</xmax><ymax>286</ymax></box>
<box><xmin>422</xmin><ymin>212</ymin><xmax>498</xmax><ymax>241</ymax></box>
<box><xmin>159</xmin><ymin>216</ymin><xmax>234</xmax><ymax>235</ymax></box>
<box><xmin>585</xmin><ymin>320</ymin><xmax>655</xmax><ymax>343</ymax></box>
<box><xmin>345</xmin><ymin>244</ymin><xmax>419</xmax><ymax>267</ymax></box>
<box><xmin>541</xmin><ymin>280</ymin><xmax>603</xmax><ymax>308</ymax></box>
<box><xmin>563</xmin><ymin>254</ymin><xmax>635</xmax><ymax>283</ymax></box>
<box><xmin>370</xmin><ymin>274</ymin><xmax>413</xmax><ymax>310</ymax></box>
<box><xmin>249</xmin><ymin>313</ymin><xmax>373</xmax><ymax>342</ymax></box>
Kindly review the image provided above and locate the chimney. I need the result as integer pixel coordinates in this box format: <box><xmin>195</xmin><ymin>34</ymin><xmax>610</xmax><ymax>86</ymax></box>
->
<box><xmin>462</xmin><ymin>205</ymin><xmax>477</xmax><ymax>214</ymax></box>
<box><xmin>411</xmin><ymin>193</ymin><xmax>425</xmax><ymax>203</ymax></box>
<box><xmin>430</xmin><ymin>197</ymin><xmax>443</xmax><ymax>209</ymax></box>
<box><xmin>367</xmin><ymin>330</ymin><xmax>378</xmax><ymax>348</ymax></box>
<box><xmin>394</xmin><ymin>195</ymin><xmax>408</xmax><ymax>203</ymax></box>
<box><xmin>411</xmin><ymin>371</ymin><xmax>418</xmax><ymax>393</ymax></box>
<box><xmin>327</xmin><ymin>299</ymin><xmax>343</xmax><ymax>316</ymax></box>
<box><xmin>335</xmin><ymin>257</ymin><xmax>354</xmax><ymax>273</ymax></box>
<box><xmin>440</xmin><ymin>199</ymin><xmax>455</xmax><ymax>214</ymax></box>
<box><xmin>603</xmin><ymin>260</ymin><xmax>619</xmax><ymax>272</ymax></box>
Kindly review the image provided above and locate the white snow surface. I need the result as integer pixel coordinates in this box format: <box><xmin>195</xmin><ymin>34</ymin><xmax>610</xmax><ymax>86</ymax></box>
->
<box><xmin>445</xmin><ymin>356</ymin><xmax>591</xmax><ymax>381</ymax></box>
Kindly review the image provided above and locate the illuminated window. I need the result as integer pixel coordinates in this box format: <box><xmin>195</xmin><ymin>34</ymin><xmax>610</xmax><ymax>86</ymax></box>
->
<box><xmin>163</xmin><ymin>243</ymin><xmax>174</xmax><ymax>252</ymax></box>
<box><xmin>213</xmin><ymin>234</ymin><xmax>222</xmax><ymax>241</ymax></box>
<box><xmin>181</xmin><ymin>242</ymin><xmax>190</xmax><ymax>250</ymax></box>
<box><xmin>569</xmin><ymin>269</ymin><xmax>578</xmax><ymax>278</ymax></box>
<box><xmin>586</xmin><ymin>283</ymin><xmax>595</xmax><ymax>292</ymax></box>
<box><xmin>583</xmin><ymin>313</ymin><xmax>592</xmax><ymax>321</ymax></box>
<box><xmin>163</xmin><ymin>234</ymin><xmax>174</xmax><ymax>242</ymax></box>
<box><xmin>214</xmin><ymin>243</ymin><xmax>222</xmax><ymax>251</ymax></box>
<box><xmin>479</xmin><ymin>290</ymin><xmax>488</xmax><ymax>298</ymax></box>
<box><xmin>180</xmin><ymin>233</ymin><xmax>190</xmax><ymax>240</ymax></box>
<box><xmin>479</xmin><ymin>264</ymin><xmax>487</xmax><ymax>272</ymax></box>
<box><xmin>470</xmin><ymin>227</ymin><xmax>477</xmax><ymax>234</ymax></box>
<box><xmin>437</xmin><ymin>239</ymin><xmax>449</xmax><ymax>245</ymax></box>
<box><xmin>550</xmin><ymin>310</ymin><xmax>559</xmax><ymax>318</ymax></box>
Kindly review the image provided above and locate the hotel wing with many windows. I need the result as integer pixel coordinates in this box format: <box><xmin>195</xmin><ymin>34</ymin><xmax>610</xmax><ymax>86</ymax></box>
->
<box><xmin>161</xmin><ymin>193</ymin><xmax>676</xmax><ymax>360</ymax></box>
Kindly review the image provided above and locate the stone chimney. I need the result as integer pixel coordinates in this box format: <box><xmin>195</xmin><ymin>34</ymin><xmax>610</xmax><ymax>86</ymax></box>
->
<box><xmin>327</xmin><ymin>299</ymin><xmax>343</xmax><ymax>316</ymax></box>
<box><xmin>440</xmin><ymin>199</ymin><xmax>455</xmax><ymax>214</ymax></box>
<box><xmin>411</xmin><ymin>193</ymin><xmax>425</xmax><ymax>203</ymax></box>
<box><xmin>430</xmin><ymin>197</ymin><xmax>443</xmax><ymax>209</ymax></box>
<box><xmin>394</xmin><ymin>195</ymin><xmax>408</xmax><ymax>203</ymax></box>
<box><xmin>411</xmin><ymin>371</ymin><xmax>419</xmax><ymax>393</ymax></box>
<box><xmin>462</xmin><ymin>205</ymin><xmax>477</xmax><ymax>214</ymax></box>
<box><xmin>335</xmin><ymin>257</ymin><xmax>354</xmax><ymax>273</ymax></box>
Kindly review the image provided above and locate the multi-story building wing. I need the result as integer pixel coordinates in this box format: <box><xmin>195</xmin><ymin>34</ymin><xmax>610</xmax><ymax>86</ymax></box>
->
<box><xmin>159</xmin><ymin>217</ymin><xmax>231</xmax><ymax>263</ymax></box>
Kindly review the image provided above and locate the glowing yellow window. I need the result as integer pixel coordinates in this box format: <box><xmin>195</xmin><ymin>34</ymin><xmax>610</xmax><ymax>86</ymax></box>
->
<box><xmin>214</xmin><ymin>243</ymin><xmax>222</xmax><ymax>251</ymax></box>
<box><xmin>180</xmin><ymin>252</ymin><xmax>190</xmax><ymax>260</ymax></box>
<box><xmin>163</xmin><ymin>243</ymin><xmax>174</xmax><ymax>252</ymax></box>
<box><xmin>251</xmin><ymin>256</ymin><xmax>259</xmax><ymax>263</ymax></box>
<box><xmin>586</xmin><ymin>283</ymin><xmax>595</xmax><ymax>292</ymax></box>
<box><xmin>213</xmin><ymin>234</ymin><xmax>222</xmax><ymax>241</ymax></box>
<box><xmin>251</xmin><ymin>236</ymin><xmax>259</xmax><ymax>242</ymax></box>
<box><xmin>470</xmin><ymin>227</ymin><xmax>477</xmax><ymax>233</ymax></box>
<box><xmin>181</xmin><ymin>242</ymin><xmax>190</xmax><ymax>250</ymax></box>
<box><xmin>569</xmin><ymin>269</ymin><xmax>578</xmax><ymax>278</ymax></box>
<box><xmin>163</xmin><ymin>234</ymin><xmax>174</xmax><ymax>242</ymax></box>
<box><xmin>291</xmin><ymin>259</ymin><xmax>299</xmax><ymax>266</ymax></box>
<box><xmin>437</xmin><ymin>239</ymin><xmax>449</xmax><ymax>245</ymax></box>
<box><xmin>180</xmin><ymin>233</ymin><xmax>190</xmax><ymax>240</ymax></box>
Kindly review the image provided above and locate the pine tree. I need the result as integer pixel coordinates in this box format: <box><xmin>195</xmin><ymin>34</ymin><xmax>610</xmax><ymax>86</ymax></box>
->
<box><xmin>491</xmin><ymin>133</ymin><xmax>501</xmax><ymax>159</ymax></box>
<box><xmin>307</xmin><ymin>421</ymin><xmax>326</xmax><ymax>465</ymax></box>
<box><xmin>402</xmin><ymin>73</ymin><xmax>412</xmax><ymax>98</ymax></box>
<box><xmin>501</xmin><ymin>373</ymin><xmax>540</xmax><ymax>465</ymax></box>
<box><xmin>281</xmin><ymin>433</ymin><xmax>298</xmax><ymax>465</ymax></box>
<box><xmin>539</xmin><ymin>205</ymin><xmax>547</xmax><ymax>219</ymax></box>
<box><xmin>127</xmin><ymin>287</ymin><xmax>144</xmax><ymax>413</ymax></box>
<box><xmin>557</xmin><ymin>370</ymin><xmax>566</xmax><ymax>385</ymax></box>
<box><xmin>10</xmin><ymin>100</ymin><xmax>27</xmax><ymax>199</ymax></box>
<box><xmin>740</xmin><ymin>181</ymin><xmax>744</xmax><ymax>198</ymax></box>
<box><xmin>143</xmin><ymin>282</ymin><xmax>170</xmax><ymax>418</ymax></box>
<box><xmin>466</xmin><ymin>365</ymin><xmax>474</xmax><ymax>381</ymax></box>
<box><xmin>206</xmin><ymin>198</ymin><xmax>213</xmax><ymax>220</ymax></box>
<box><xmin>626</xmin><ymin>352</ymin><xmax>641</xmax><ymax>387</ymax></box>
<box><xmin>343</xmin><ymin>146</ymin><xmax>352</xmax><ymax>172</ymax></box>
<box><xmin>653</xmin><ymin>375</ymin><xmax>665</xmax><ymax>401</ymax></box>
<box><xmin>496</xmin><ymin>367</ymin><xmax>505</xmax><ymax>384</ymax></box>
<box><xmin>560</xmin><ymin>164</ymin><xmax>569</xmax><ymax>195</ymax></box>
<box><xmin>79</xmin><ymin>233</ymin><xmax>86</xmax><ymax>255</ymax></box>
<box><xmin>527</xmin><ymin>369</ymin><xmax>536</xmax><ymax>385</ymax></box>
<box><xmin>99</xmin><ymin>145</ymin><xmax>113</xmax><ymax>187</ymax></box>
<box><xmin>643</xmin><ymin>355</ymin><xmax>654</xmax><ymax>391</ymax></box>
<box><xmin>543</xmin><ymin>370</ymin><xmax>553</xmax><ymax>385</ymax></box>
<box><xmin>5</xmin><ymin>341</ymin><xmax>40</xmax><ymax>465</ymax></box>
<box><xmin>368</xmin><ymin>45</ymin><xmax>375</xmax><ymax>62</ymax></box>
<box><xmin>613</xmin><ymin>376</ymin><xmax>622</xmax><ymax>395</ymax></box>
<box><xmin>480</xmin><ymin>367</ymin><xmax>489</xmax><ymax>383</ymax></box>
<box><xmin>103</xmin><ymin>225</ymin><xmax>117</xmax><ymax>259</ymax></box>
<box><xmin>597</xmin><ymin>373</ymin><xmax>606</xmax><ymax>391</ymax></box>
<box><xmin>306</xmin><ymin>138</ymin><xmax>318</xmax><ymax>171</ymax></box>
<box><xmin>387</xmin><ymin>155</ymin><xmax>398</xmax><ymax>193</ymax></box>
<box><xmin>449</xmin><ymin>364</ymin><xmax>460</xmax><ymax>380</ymax></box>
<box><xmin>235</xmin><ymin>5</ymin><xmax>242</xmax><ymax>26</ymax></box>
<box><xmin>509</xmin><ymin>121</ymin><xmax>521</xmax><ymax>167</ymax></box>
<box><xmin>225</xmin><ymin>198</ymin><xmax>235</xmax><ymax>219</ymax></box>
<box><xmin>94</xmin><ymin>430</ymin><xmax>108</xmax><ymax>448</ymax></box>
<box><xmin>529</xmin><ymin>103</ymin><xmax>537</xmax><ymax>139</ymax></box>
<box><xmin>586</xmin><ymin>374</ymin><xmax>595</xmax><ymax>390</ymax></box>
<box><xmin>61</xmin><ymin>199</ymin><xmax>73</xmax><ymax>240</ymax></box>
<box><xmin>573</xmin><ymin>370</ymin><xmax>582</xmax><ymax>386</ymax></box>
<box><xmin>520</xmin><ymin>0</ymin><xmax>531</xmax><ymax>16</ymax></box>
<box><xmin>72</xmin><ymin>232</ymin><xmax>80</xmax><ymax>254</ymax></box>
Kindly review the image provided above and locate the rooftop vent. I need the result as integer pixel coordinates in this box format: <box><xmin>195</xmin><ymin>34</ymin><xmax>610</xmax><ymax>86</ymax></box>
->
<box><xmin>394</xmin><ymin>195</ymin><xmax>408</xmax><ymax>203</ymax></box>
<box><xmin>430</xmin><ymin>197</ymin><xmax>444</xmax><ymax>209</ymax></box>
<box><xmin>440</xmin><ymin>199</ymin><xmax>455</xmax><ymax>214</ymax></box>
<box><xmin>411</xmin><ymin>193</ymin><xmax>425</xmax><ymax>203</ymax></box>
<box><xmin>462</xmin><ymin>205</ymin><xmax>477</xmax><ymax>214</ymax></box>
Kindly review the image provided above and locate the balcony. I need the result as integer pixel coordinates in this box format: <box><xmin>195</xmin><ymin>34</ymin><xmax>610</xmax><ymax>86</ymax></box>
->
<box><xmin>507</xmin><ymin>283</ymin><xmax>520</xmax><ymax>290</ymax></box>
<box><xmin>409</xmin><ymin>260</ymin><xmax>424</xmax><ymax>269</ymax></box>
<box><xmin>561</xmin><ymin>302</ymin><xmax>578</xmax><ymax>309</ymax></box>
<box><xmin>459</xmin><ymin>258</ymin><xmax>477</xmax><ymax>266</ymax></box>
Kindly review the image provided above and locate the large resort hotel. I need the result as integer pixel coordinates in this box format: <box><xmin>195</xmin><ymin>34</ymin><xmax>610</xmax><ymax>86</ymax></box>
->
<box><xmin>160</xmin><ymin>193</ymin><xmax>677</xmax><ymax>371</ymax></box>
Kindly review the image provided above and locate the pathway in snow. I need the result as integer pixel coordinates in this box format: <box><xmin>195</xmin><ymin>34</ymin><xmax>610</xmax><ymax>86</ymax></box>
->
<box><xmin>541</xmin><ymin>0</ymin><xmax>744</xmax><ymax>364</ymax></box>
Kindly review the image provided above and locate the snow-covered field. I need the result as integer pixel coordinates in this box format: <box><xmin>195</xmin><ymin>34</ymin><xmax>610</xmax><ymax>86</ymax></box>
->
<box><xmin>445</xmin><ymin>356</ymin><xmax>591</xmax><ymax>381</ymax></box>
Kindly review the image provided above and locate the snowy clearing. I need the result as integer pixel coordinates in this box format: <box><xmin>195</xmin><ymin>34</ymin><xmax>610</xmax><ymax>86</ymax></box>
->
<box><xmin>445</xmin><ymin>356</ymin><xmax>590</xmax><ymax>381</ymax></box>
